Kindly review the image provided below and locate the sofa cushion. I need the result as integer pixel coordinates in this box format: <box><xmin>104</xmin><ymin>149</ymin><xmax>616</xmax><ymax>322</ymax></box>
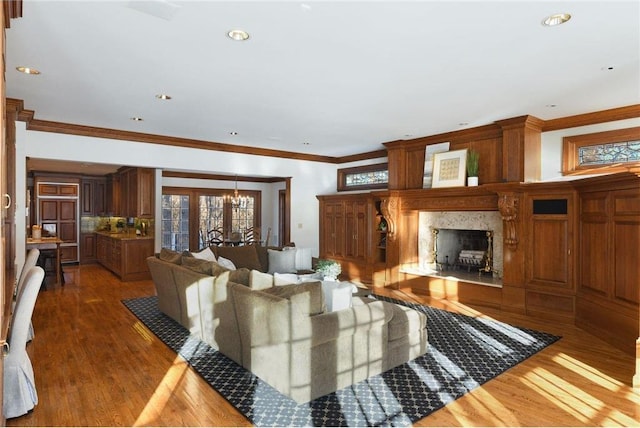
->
<box><xmin>262</xmin><ymin>281</ymin><xmax>325</xmax><ymax>316</ymax></box>
<box><xmin>159</xmin><ymin>248</ymin><xmax>182</xmax><ymax>264</ymax></box>
<box><xmin>214</xmin><ymin>245</ymin><xmax>263</xmax><ymax>271</ymax></box>
<box><xmin>386</xmin><ymin>301</ymin><xmax>427</xmax><ymax>342</ymax></box>
<box><xmin>249</xmin><ymin>270</ymin><xmax>273</xmax><ymax>290</ymax></box>
<box><xmin>181</xmin><ymin>256</ymin><xmax>212</xmax><ymax>274</ymax></box>
<box><xmin>217</xmin><ymin>256</ymin><xmax>237</xmax><ymax>270</ymax></box>
<box><xmin>268</xmin><ymin>248</ymin><xmax>297</xmax><ymax>274</ymax></box>
<box><xmin>229</xmin><ymin>267</ymin><xmax>251</xmax><ymax>286</ymax></box>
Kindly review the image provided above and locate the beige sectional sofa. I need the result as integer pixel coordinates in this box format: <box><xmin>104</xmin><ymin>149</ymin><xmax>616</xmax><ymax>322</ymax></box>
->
<box><xmin>146</xmin><ymin>247</ymin><xmax>428</xmax><ymax>403</ymax></box>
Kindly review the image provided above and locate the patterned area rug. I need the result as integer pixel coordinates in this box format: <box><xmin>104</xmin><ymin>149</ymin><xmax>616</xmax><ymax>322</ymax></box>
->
<box><xmin>123</xmin><ymin>295</ymin><xmax>560</xmax><ymax>427</ymax></box>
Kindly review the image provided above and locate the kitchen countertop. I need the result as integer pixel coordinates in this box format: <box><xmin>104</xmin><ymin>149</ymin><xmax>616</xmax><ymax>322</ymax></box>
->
<box><xmin>95</xmin><ymin>231</ymin><xmax>154</xmax><ymax>241</ymax></box>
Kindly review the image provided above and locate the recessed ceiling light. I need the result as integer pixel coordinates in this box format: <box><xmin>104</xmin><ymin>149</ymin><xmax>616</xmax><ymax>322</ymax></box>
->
<box><xmin>601</xmin><ymin>65</ymin><xmax>615</xmax><ymax>71</ymax></box>
<box><xmin>458</xmin><ymin>122</ymin><xmax>469</xmax><ymax>126</ymax></box>
<box><xmin>545</xmin><ymin>104</ymin><xmax>558</xmax><ymax>108</ymax></box>
<box><xmin>155</xmin><ymin>94</ymin><xmax>172</xmax><ymax>100</ymax></box>
<box><xmin>542</xmin><ymin>13</ymin><xmax>571</xmax><ymax>27</ymax></box>
<box><xmin>229</xmin><ymin>131</ymin><xmax>238</xmax><ymax>136</ymax></box>
<box><xmin>16</xmin><ymin>66</ymin><xmax>40</xmax><ymax>75</ymax></box>
<box><xmin>130</xmin><ymin>117</ymin><xmax>144</xmax><ymax>121</ymax></box>
<box><xmin>302</xmin><ymin>142</ymin><xmax>310</xmax><ymax>145</ymax></box>
<box><xmin>227</xmin><ymin>29</ymin><xmax>250</xmax><ymax>41</ymax></box>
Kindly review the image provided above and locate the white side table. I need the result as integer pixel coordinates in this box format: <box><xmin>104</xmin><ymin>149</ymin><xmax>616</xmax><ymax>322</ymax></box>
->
<box><xmin>321</xmin><ymin>280</ymin><xmax>353</xmax><ymax>312</ymax></box>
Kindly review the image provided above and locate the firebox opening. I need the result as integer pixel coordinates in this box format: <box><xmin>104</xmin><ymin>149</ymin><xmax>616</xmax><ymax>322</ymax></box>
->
<box><xmin>432</xmin><ymin>228</ymin><xmax>494</xmax><ymax>276</ymax></box>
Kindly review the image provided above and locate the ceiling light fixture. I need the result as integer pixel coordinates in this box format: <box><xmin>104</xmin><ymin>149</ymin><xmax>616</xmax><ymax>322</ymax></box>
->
<box><xmin>542</xmin><ymin>13</ymin><xmax>571</xmax><ymax>27</ymax></box>
<box><xmin>130</xmin><ymin>117</ymin><xmax>144</xmax><ymax>121</ymax></box>
<box><xmin>227</xmin><ymin>29</ymin><xmax>250</xmax><ymax>41</ymax></box>
<box><xmin>229</xmin><ymin>131</ymin><xmax>238</xmax><ymax>136</ymax></box>
<box><xmin>156</xmin><ymin>94</ymin><xmax>172</xmax><ymax>100</ymax></box>
<box><xmin>16</xmin><ymin>66</ymin><xmax>40</xmax><ymax>75</ymax></box>
<box><xmin>225</xmin><ymin>175</ymin><xmax>249</xmax><ymax>211</ymax></box>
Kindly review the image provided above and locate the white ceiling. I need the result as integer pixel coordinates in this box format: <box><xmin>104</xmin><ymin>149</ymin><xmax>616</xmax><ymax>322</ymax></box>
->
<box><xmin>5</xmin><ymin>1</ymin><xmax>640</xmax><ymax>167</ymax></box>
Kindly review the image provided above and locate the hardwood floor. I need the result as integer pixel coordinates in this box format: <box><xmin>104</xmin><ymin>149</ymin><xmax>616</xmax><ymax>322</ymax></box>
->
<box><xmin>7</xmin><ymin>264</ymin><xmax>640</xmax><ymax>427</ymax></box>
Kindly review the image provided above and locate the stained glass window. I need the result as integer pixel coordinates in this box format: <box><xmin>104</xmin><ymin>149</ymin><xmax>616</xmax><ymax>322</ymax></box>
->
<box><xmin>338</xmin><ymin>163</ymin><xmax>389</xmax><ymax>191</ymax></box>
<box><xmin>578</xmin><ymin>140</ymin><xmax>640</xmax><ymax>166</ymax></box>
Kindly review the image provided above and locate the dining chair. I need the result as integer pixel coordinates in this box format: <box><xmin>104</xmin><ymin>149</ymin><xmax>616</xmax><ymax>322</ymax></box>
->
<box><xmin>3</xmin><ymin>266</ymin><xmax>45</xmax><ymax>419</ymax></box>
<box><xmin>243</xmin><ymin>227</ymin><xmax>261</xmax><ymax>245</ymax></box>
<box><xmin>14</xmin><ymin>249</ymin><xmax>40</xmax><ymax>342</ymax></box>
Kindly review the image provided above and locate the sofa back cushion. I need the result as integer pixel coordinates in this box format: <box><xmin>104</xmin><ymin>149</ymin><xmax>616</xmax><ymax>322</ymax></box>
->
<box><xmin>212</xmin><ymin>245</ymin><xmax>263</xmax><ymax>271</ymax></box>
<box><xmin>262</xmin><ymin>281</ymin><xmax>325</xmax><ymax>316</ymax></box>
<box><xmin>158</xmin><ymin>248</ymin><xmax>182</xmax><ymax>264</ymax></box>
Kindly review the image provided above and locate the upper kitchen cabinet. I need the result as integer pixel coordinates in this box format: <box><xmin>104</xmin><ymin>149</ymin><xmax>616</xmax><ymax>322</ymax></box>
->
<box><xmin>116</xmin><ymin>167</ymin><xmax>155</xmax><ymax>218</ymax></box>
<box><xmin>81</xmin><ymin>177</ymin><xmax>106</xmax><ymax>216</ymax></box>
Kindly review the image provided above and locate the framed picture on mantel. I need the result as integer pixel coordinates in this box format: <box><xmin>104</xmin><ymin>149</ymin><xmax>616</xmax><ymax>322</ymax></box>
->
<box><xmin>432</xmin><ymin>148</ymin><xmax>468</xmax><ymax>188</ymax></box>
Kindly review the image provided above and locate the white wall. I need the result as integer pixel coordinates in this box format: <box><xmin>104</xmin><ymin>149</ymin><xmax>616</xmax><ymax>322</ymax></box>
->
<box><xmin>540</xmin><ymin>117</ymin><xmax>640</xmax><ymax>181</ymax></box>
<box><xmin>14</xmin><ymin>123</ymin><xmax>352</xmax><ymax>269</ymax></box>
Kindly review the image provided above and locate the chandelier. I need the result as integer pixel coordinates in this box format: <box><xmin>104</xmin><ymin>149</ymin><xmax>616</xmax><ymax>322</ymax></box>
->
<box><xmin>225</xmin><ymin>175</ymin><xmax>249</xmax><ymax>210</ymax></box>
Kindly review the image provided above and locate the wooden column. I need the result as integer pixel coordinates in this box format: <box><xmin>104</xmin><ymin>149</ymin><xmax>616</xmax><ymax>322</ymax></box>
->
<box><xmin>384</xmin><ymin>144</ymin><xmax>408</xmax><ymax>190</ymax></box>
<box><xmin>497</xmin><ymin>191</ymin><xmax>526</xmax><ymax>313</ymax></box>
<box><xmin>496</xmin><ymin>115</ymin><xmax>544</xmax><ymax>183</ymax></box>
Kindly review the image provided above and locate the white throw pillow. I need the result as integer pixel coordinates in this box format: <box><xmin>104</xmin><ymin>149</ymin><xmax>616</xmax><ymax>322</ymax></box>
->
<box><xmin>294</xmin><ymin>247</ymin><xmax>312</xmax><ymax>271</ymax></box>
<box><xmin>249</xmin><ymin>270</ymin><xmax>274</xmax><ymax>290</ymax></box>
<box><xmin>217</xmin><ymin>256</ymin><xmax>236</xmax><ymax>271</ymax></box>
<box><xmin>268</xmin><ymin>249</ymin><xmax>297</xmax><ymax>274</ymax></box>
<box><xmin>191</xmin><ymin>247</ymin><xmax>216</xmax><ymax>262</ymax></box>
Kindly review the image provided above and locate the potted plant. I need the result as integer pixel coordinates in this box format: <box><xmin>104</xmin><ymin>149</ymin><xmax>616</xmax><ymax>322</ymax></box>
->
<box><xmin>466</xmin><ymin>150</ymin><xmax>479</xmax><ymax>186</ymax></box>
<box><xmin>316</xmin><ymin>259</ymin><xmax>342</xmax><ymax>281</ymax></box>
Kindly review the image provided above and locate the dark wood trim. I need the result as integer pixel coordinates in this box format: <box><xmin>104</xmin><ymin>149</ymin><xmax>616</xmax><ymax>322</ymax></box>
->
<box><xmin>8</xmin><ymin>98</ymin><xmax>387</xmax><ymax>164</ymax></box>
<box><xmin>337</xmin><ymin>162</ymin><xmax>389</xmax><ymax>192</ymax></box>
<box><xmin>162</xmin><ymin>171</ymin><xmax>287</xmax><ymax>183</ymax></box>
<box><xmin>543</xmin><ymin>104</ymin><xmax>640</xmax><ymax>132</ymax></box>
<box><xmin>3</xmin><ymin>0</ymin><xmax>22</xmax><ymax>28</ymax></box>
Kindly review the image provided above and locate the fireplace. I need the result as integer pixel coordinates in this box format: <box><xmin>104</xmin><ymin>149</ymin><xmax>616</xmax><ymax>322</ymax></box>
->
<box><xmin>431</xmin><ymin>228</ymin><xmax>494</xmax><ymax>274</ymax></box>
<box><xmin>418</xmin><ymin>211</ymin><xmax>503</xmax><ymax>283</ymax></box>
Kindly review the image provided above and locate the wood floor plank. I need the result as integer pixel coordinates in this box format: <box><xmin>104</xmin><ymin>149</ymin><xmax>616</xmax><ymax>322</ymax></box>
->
<box><xmin>6</xmin><ymin>264</ymin><xmax>639</xmax><ymax>427</ymax></box>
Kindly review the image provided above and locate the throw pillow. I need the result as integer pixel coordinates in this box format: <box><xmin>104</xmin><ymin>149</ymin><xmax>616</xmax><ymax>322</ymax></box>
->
<box><xmin>210</xmin><ymin>261</ymin><xmax>230</xmax><ymax>277</ymax></box>
<box><xmin>249</xmin><ymin>270</ymin><xmax>274</xmax><ymax>291</ymax></box>
<box><xmin>181</xmin><ymin>256</ymin><xmax>213</xmax><ymax>274</ymax></box>
<box><xmin>294</xmin><ymin>247</ymin><xmax>312</xmax><ymax>271</ymax></box>
<box><xmin>268</xmin><ymin>249</ymin><xmax>297</xmax><ymax>274</ymax></box>
<box><xmin>217</xmin><ymin>256</ymin><xmax>237</xmax><ymax>271</ymax></box>
<box><xmin>159</xmin><ymin>248</ymin><xmax>182</xmax><ymax>264</ymax></box>
<box><xmin>191</xmin><ymin>247</ymin><xmax>216</xmax><ymax>262</ymax></box>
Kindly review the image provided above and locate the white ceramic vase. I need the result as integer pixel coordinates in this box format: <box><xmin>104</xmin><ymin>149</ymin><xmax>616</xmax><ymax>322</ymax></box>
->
<box><xmin>467</xmin><ymin>176</ymin><xmax>479</xmax><ymax>187</ymax></box>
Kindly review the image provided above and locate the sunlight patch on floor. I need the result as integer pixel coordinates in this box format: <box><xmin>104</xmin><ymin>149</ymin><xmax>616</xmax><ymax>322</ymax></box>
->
<box><xmin>443</xmin><ymin>386</ymin><xmax>522</xmax><ymax>426</ymax></box>
<box><xmin>521</xmin><ymin>367</ymin><xmax>638</xmax><ymax>426</ymax></box>
<box><xmin>134</xmin><ymin>357</ymin><xmax>189</xmax><ymax>426</ymax></box>
<box><xmin>132</xmin><ymin>320</ymin><xmax>154</xmax><ymax>343</ymax></box>
<box><xmin>552</xmin><ymin>353</ymin><xmax>630</xmax><ymax>392</ymax></box>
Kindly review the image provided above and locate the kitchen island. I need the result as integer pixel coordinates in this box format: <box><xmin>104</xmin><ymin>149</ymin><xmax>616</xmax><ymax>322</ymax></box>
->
<box><xmin>96</xmin><ymin>231</ymin><xmax>154</xmax><ymax>281</ymax></box>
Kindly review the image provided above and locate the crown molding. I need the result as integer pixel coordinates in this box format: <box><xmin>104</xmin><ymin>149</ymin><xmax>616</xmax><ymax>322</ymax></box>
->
<box><xmin>542</xmin><ymin>104</ymin><xmax>640</xmax><ymax>132</ymax></box>
<box><xmin>7</xmin><ymin>98</ymin><xmax>387</xmax><ymax>165</ymax></box>
<box><xmin>162</xmin><ymin>171</ymin><xmax>287</xmax><ymax>183</ymax></box>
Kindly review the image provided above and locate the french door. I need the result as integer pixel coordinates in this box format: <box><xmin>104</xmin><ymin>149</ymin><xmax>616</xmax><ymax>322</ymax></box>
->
<box><xmin>161</xmin><ymin>187</ymin><xmax>260</xmax><ymax>251</ymax></box>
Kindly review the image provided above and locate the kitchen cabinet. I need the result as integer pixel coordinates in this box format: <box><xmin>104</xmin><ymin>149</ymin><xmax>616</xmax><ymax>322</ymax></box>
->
<box><xmin>80</xmin><ymin>233</ymin><xmax>97</xmax><ymax>264</ymax></box>
<box><xmin>36</xmin><ymin>178</ymin><xmax>80</xmax><ymax>264</ymax></box>
<box><xmin>81</xmin><ymin>177</ymin><xmax>106</xmax><ymax>216</ymax></box>
<box><xmin>115</xmin><ymin>167</ymin><xmax>154</xmax><ymax>218</ymax></box>
<box><xmin>106</xmin><ymin>173</ymin><xmax>121</xmax><ymax>216</ymax></box>
<box><xmin>96</xmin><ymin>232</ymin><xmax>153</xmax><ymax>281</ymax></box>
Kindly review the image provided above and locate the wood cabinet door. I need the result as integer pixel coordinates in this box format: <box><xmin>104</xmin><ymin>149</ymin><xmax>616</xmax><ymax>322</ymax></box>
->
<box><xmin>344</xmin><ymin>199</ymin><xmax>368</xmax><ymax>261</ymax></box>
<box><xmin>94</xmin><ymin>179</ymin><xmax>106</xmax><ymax>216</ymax></box>
<box><xmin>81</xmin><ymin>180</ymin><xmax>94</xmax><ymax>216</ymax></box>
<box><xmin>40</xmin><ymin>199</ymin><xmax>58</xmax><ymax>221</ymax></box>
<box><xmin>137</xmin><ymin>168</ymin><xmax>155</xmax><ymax>218</ymax></box>
<box><xmin>322</xmin><ymin>201</ymin><xmax>344</xmax><ymax>258</ymax></box>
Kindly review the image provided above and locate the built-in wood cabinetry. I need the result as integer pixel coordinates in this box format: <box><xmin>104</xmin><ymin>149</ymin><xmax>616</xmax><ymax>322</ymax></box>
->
<box><xmin>573</xmin><ymin>174</ymin><xmax>640</xmax><ymax>355</ymax></box>
<box><xmin>35</xmin><ymin>178</ymin><xmax>80</xmax><ymax>263</ymax></box>
<box><xmin>96</xmin><ymin>233</ymin><xmax>153</xmax><ymax>281</ymax></box>
<box><xmin>81</xmin><ymin>177</ymin><xmax>106</xmax><ymax>216</ymax></box>
<box><xmin>317</xmin><ymin>194</ymin><xmax>386</xmax><ymax>285</ymax></box>
<box><xmin>80</xmin><ymin>233</ymin><xmax>97</xmax><ymax>264</ymax></box>
<box><xmin>523</xmin><ymin>187</ymin><xmax>576</xmax><ymax>322</ymax></box>
<box><xmin>117</xmin><ymin>167</ymin><xmax>154</xmax><ymax>218</ymax></box>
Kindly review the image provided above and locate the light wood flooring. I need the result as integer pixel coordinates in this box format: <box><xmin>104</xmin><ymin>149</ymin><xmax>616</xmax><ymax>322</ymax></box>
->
<box><xmin>7</xmin><ymin>264</ymin><xmax>640</xmax><ymax>427</ymax></box>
